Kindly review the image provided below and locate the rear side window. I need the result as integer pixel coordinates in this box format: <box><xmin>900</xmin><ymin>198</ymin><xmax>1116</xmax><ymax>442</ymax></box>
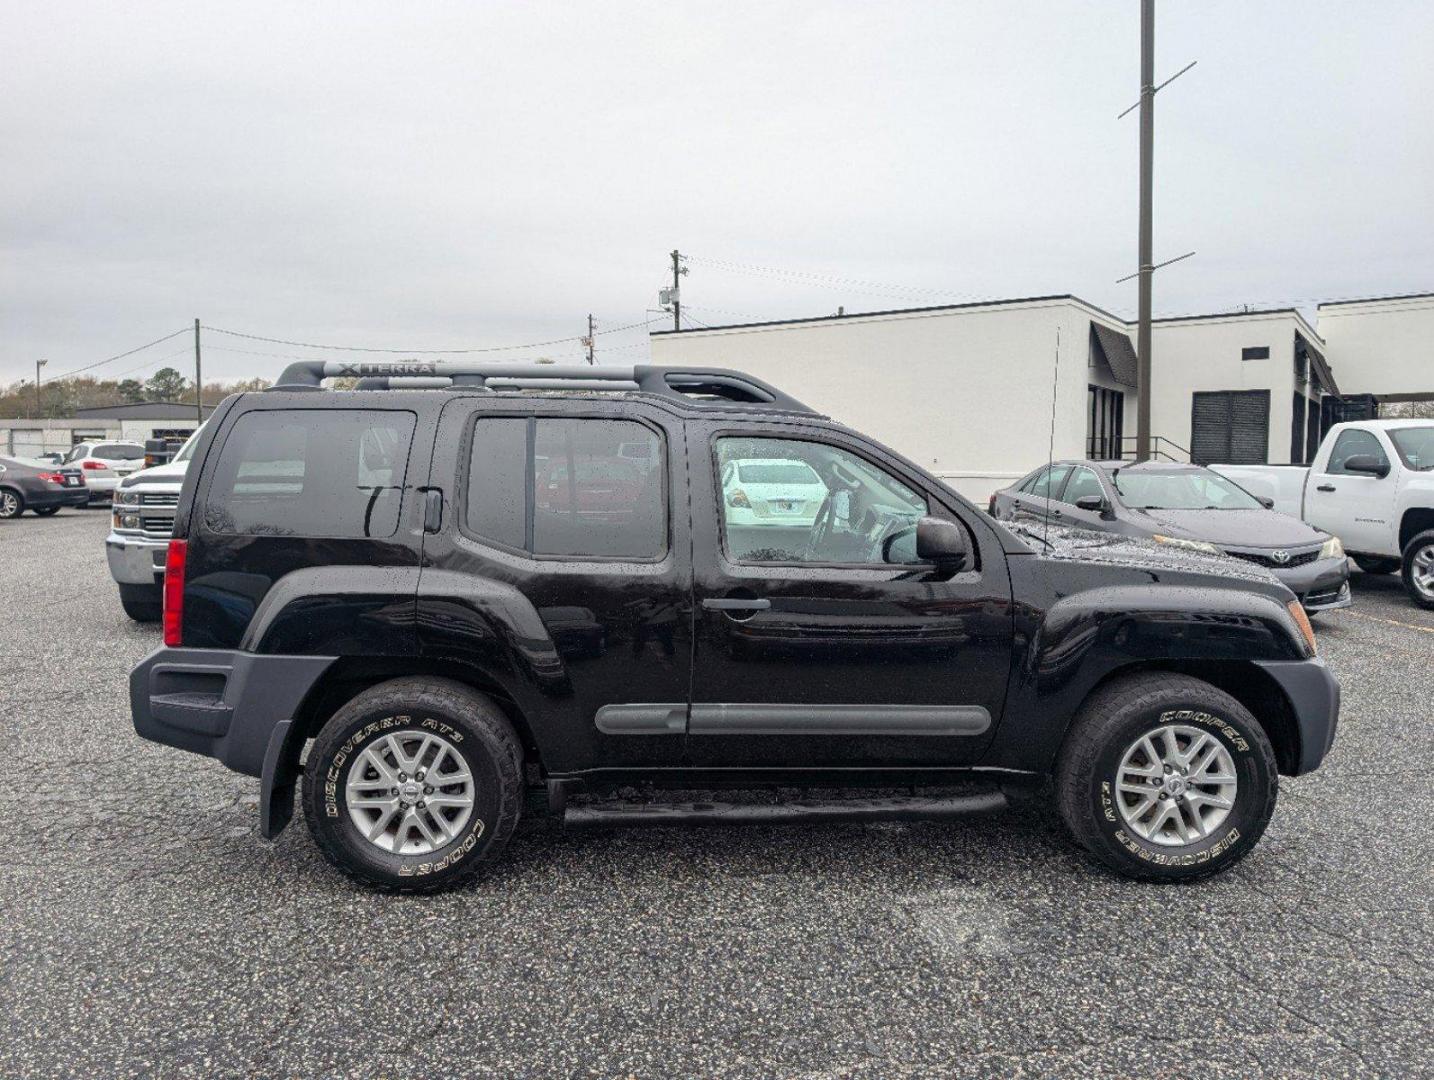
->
<box><xmin>465</xmin><ymin>416</ymin><xmax>665</xmax><ymax>559</ymax></box>
<box><xmin>1024</xmin><ymin>465</ymin><xmax>1071</xmax><ymax>500</ymax></box>
<box><xmin>204</xmin><ymin>410</ymin><xmax>416</xmax><ymax>538</ymax></box>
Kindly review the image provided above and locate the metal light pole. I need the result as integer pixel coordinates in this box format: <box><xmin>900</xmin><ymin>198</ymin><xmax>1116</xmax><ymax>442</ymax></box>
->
<box><xmin>1135</xmin><ymin>0</ymin><xmax>1154</xmax><ymax>462</ymax></box>
<box><xmin>35</xmin><ymin>359</ymin><xmax>47</xmax><ymax>418</ymax></box>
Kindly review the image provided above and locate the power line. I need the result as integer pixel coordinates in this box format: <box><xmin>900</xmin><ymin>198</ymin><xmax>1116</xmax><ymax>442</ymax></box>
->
<box><xmin>206</xmin><ymin>317</ymin><xmax>666</xmax><ymax>355</ymax></box>
<box><xmin>49</xmin><ymin>327</ymin><xmax>191</xmax><ymax>381</ymax></box>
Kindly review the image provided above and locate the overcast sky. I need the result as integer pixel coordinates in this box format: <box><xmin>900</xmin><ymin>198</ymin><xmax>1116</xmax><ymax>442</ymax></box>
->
<box><xmin>3</xmin><ymin>1</ymin><xmax>1431</xmax><ymax>387</ymax></box>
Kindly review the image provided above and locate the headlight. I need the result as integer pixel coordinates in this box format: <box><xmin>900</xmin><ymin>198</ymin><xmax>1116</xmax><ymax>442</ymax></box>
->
<box><xmin>120</xmin><ymin>513</ymin><xmax>140</xmax><ymax>530</ymax></box>
<box><xmin>1152</xmin><ymin>534</ymin><xmax>1221</xmax><ymax>556</ymax></box>
<box><xmin>115</xmin><ymin>490</ymin><xmax>139</xmax><ymax>505</ymax></box>
<box><xmin>1319</xmin><ymin>535</ymin><xmax>1344</xmax><ymax>560</ymax></box>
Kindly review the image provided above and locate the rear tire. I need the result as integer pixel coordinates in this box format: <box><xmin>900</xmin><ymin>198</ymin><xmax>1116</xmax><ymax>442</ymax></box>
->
<box><xmin>0</xmin><ymin>488</ymin><xmax>23</xmax><ymax>518</ymax></box>
<box><xmin>33</xmin><ymin>506</ymin><xmax>60</xmax><ymax>516</ymax></box>
<box><xmin>1401</xmin><ymin>530</ymin><xmax>1434</xmax><ymax>610</ymax></box>
<box><xmin>1353</xmin><ymin>555</ymin><xmax>1399</xmax><ymax>575</ymax></box>
<box><xmin>1056</xmin><ymin>672</ymin><xmax>1278</xmax><ymax>882</ymax></box>
<box><xmin>302</xmin><ymin>677</ymin><xmax>524</xmax><ymax>892</ymax></box>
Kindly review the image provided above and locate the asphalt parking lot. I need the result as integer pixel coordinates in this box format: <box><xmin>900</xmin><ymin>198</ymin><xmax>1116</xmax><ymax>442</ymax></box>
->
<box><xmin>1</xmin><ymin>510</ymin><xmax>1431</xmax><ymax>1079</ymax></box>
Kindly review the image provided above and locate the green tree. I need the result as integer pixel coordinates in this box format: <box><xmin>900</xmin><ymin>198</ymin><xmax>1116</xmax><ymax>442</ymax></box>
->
<box><xmin>144</xmin><ymin>368</ymin><xmax>189</xmax><ymax>402</ymax></box>
<box><xmin>117</xmin><ymin>379</ymin><xmax>146</xmax><ymax>403</ymax></box>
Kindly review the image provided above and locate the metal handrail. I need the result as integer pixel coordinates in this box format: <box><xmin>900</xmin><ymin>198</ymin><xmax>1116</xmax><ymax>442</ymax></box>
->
<box><xmin>1111</xmin><ymin>435</ymin><xmax>1191</xmax><ymax>462</ymax></box>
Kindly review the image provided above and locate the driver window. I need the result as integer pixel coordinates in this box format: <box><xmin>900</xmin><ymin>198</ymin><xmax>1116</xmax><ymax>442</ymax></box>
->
<box><xmin>1325</xmin><ymin>429</ymin><xmax>1388</xmax><ymax>475</ymax></box>
<box><xmin>714</xmin><ymin>436</ymin><xmax>927</xmax><ymax>564</ymax></box>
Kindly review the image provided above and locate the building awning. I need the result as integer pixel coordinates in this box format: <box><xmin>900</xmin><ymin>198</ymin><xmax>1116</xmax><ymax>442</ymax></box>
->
<box><xmin>1296</xmin><ymin>332</ymin><xmax>1340</xmax><ymax>396</ymax></box>
<box><xmin>1089</xmin><ymin>322</ymin><xmax>1139</xmax><ymax>386</ymax></box>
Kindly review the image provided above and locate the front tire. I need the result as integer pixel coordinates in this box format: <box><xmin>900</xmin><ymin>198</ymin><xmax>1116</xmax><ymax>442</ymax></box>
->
<box><xmin>32</xmin><ymin>506</ymin><xmax>60</xmax><ymax>516</ymax></box>
<box><xmin>302</xmin><ymin>677</ymin><xmax>524</xmax><ymax>892</ymax></box>
<box><xmin>1353</xmin><ymin>555</ymin><xmax>1399</xmax><ymax>575</ymax></box>
<box><xmin>0</xmin><ymin>488</ymin><xmax>24</xmax><ymax>518</ymax></box>
<box><xmin>1056</xmin><ymin>672</ymin><xmax>1278</xmax><ymax>881</ymax></box>
<box><xmin>119</xmin><ymin>583</ymin><xmax>162</xmax><ymax>622</ymax></box>
<box><xmin>1401</xmin><ymin>530</ymin><xmax>1434</xmax><ymax>610</ymax></box>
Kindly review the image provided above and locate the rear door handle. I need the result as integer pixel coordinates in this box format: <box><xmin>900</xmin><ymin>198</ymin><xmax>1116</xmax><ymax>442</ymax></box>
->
<box><xmin>1316</xmin><ymin>484</ymin><xmax>1336</xmax><ymax>493</ymax></box>
<box><xmin>422</xmin><ymin>488</ymin><xmax>444</xmax><ymax>533</ymax></box>
<box><xmin>702</xmin><ymin>598</ymin><xmax>772</xmax><ymax>611</ymax></box>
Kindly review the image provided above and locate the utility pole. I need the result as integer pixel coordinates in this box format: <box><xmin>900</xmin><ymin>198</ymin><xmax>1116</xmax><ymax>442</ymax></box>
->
<box><xmin>35</xmin><ymin>359</ymin><xmax>47</xmax><ymax>418</ymax></box>
<box><xmin>1135</xmin><ymin>0</ymin><xmax>1154</xmax><ymax>462</ymax></box>
<box><xmin>670</xmin><ymin>249</ymin><xmax>685</xmax><ymax>331</ymax></box>
<box><xmin>193</xmin><ymin>318</ymin><xmax>203</xmax><ymax>427</ymax></box>
<box><xmin>586</xmin><ymin>313</ymin><xmax>595</xmax><ymax>365</ymax></box>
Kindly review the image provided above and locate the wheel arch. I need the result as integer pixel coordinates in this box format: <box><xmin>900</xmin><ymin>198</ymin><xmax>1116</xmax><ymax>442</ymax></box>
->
<box><xmin>1070</xmin><ymin>659</ymin><xmax>1303</xmax><ymax>776</ymax></box>
<box><xmin>261</xmin><ymin>656</ymin><xmax>542</xmax><ymax>839</ymax></box>
<box><xmin>1398</xmin><ymin>509</ymin><xmax>1434</xmax><ymax>553</ymax></box>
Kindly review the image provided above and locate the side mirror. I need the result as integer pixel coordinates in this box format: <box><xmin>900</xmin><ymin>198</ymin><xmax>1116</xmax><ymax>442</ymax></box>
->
<box><xmin>1074</xmin><ymin>494</ymin><xmax>1110</xmax><ymax>515</ymax></box>
<box><xmin>1342</xmin><ymin>454</ymin><xmax>1390</xmax><ymax>478</ymax></box>
<box><xmin>1257</xmin><ymin>496</ymin><xmax>1275</xmax><ymax>509</ymax></box>
<box><xmin>915</xmin><ymin>516</ymin><xmax>970</xmax><ymax>571</ymax></box>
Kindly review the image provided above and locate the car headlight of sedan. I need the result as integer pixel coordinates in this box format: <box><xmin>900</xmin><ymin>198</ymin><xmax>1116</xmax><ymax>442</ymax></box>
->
<box><xmin>1319</xmin><ymin>535</ymin><xmax>1344</xmax><ymax>560</ymax></box>
<box><xmin>1152</xmin><ymin>534</ymin><xmax>1221</xmax><ymax>556</ymax></box>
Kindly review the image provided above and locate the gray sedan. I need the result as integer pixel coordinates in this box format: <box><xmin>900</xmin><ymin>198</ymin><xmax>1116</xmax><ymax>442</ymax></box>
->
<box><xmin>990</xmin><ymin>460</ymin><xmax>1351</xmax><ymax>612</ymax></box>
<box><xmin>0</xmin><ymin>455</ymin><xmax>90</xmax><ymax>519</ymax></box>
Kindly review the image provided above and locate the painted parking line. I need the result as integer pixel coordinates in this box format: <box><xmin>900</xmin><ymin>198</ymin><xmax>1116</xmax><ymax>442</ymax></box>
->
<box><xmin>1339</xmin><ymin>609</ymin><xmax>1434</xmax><ymax>635</ymax></box>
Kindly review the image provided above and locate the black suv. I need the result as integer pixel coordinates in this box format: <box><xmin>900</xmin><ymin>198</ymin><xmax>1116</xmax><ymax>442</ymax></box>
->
<box><xmin>130</xmin><ymin>362</ymin><xmax>1339</xmax><ymax>891</ymax></box>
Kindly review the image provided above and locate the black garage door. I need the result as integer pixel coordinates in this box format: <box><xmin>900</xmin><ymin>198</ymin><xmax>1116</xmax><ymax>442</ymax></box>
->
<box><xmin>1190</xmin><ymin>390</ymin><xmax>1270</xmax><ymax>465</ymax></box>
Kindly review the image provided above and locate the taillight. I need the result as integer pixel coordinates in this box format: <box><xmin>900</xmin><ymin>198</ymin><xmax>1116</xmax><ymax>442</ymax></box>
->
<box><xmin>727</xmin><ymin>489</ymin><xmax>751</xmax><ymax>508</ymax></box>
<box><xmin>82</xmin><ymin>460</ymin><xmax>107</xmax><ymax>470</ymax></box>
<box><xmin>38</xmin><ymin>472</ymin><xmax>65</xmax><ymax>485</ymax></box>
<box><xmin>988</xmin><ymin>493</ymin><xmax>998</xmax><ymax>516</ymax></box>
<box><xmin>163</xmin><ymin>539</ymin><xmax>187</xmax><ymax>647</ymax></box>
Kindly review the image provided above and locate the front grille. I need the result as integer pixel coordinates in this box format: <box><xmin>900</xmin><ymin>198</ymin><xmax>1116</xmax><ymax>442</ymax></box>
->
<box><xmin>139</xmin><ymin>514</ymin><xmax>175</xmax><ymax>535</ymax></box>
<box><xmin>1223</xmin><ymin>548</ymin><xmax>1319</xmax><ymax>570</ymax></box>
<box><xmin>139</xmin><ymin>491</ymin><xmax>180</xmax><ymax>507</ymax></box>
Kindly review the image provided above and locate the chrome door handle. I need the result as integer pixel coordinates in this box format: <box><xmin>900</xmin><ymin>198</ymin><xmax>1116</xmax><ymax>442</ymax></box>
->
<box><xmin>702</xmin><ymin>598</ymin><xmax>772</xmax><ymax>611</ymax></box>
<box><xmin>1316</xmin><ymin>484</ymin><xmax>1336</xmax><ymax>493</ymax></box>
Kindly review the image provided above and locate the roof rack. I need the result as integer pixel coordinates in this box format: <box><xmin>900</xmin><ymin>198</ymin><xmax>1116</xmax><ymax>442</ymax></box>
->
<box><xmin>267</xmin><ymin>361</ymin><xmax>817</xmax><ymax>414</ymax></box>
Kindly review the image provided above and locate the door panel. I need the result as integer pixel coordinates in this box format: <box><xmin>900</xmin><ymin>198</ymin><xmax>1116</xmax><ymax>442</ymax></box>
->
<box><xmin>419</xmin><ymin>399</ymin><xmax>692</xmax><ymax>774</ymax></box>
<box><xmin>687</xmin><ymin>423</ymin><xmax>1014</xmax><ymax>770</ymax></box>
<box><xmin>1306</xmin><ymin>428</ymin><xmax>1396</xmax><ymax>554</ymax></box>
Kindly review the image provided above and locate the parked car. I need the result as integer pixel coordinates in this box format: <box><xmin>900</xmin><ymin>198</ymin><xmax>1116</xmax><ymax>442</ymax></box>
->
<box><xmin>1214</xmin><ymin>420</ymin><xmax>1434</xmax><ymax>609</ymax></box>
<box><xmin>718</xmin><ymin>456</ymin><xmax>830</xmax><ymax>528</ymax></box>
<box><xmin>131</xmin><ymin>361</ymin><xmax>1338</xmax><ymax>892</ymax></box>
<box><xmin>990</xmin><ymin>460</ymin><xmax>1350</xmax><ymax>613</ymax></box>
<box><xmin>62</xmin><ymin>440</ymin><xmax>147</xmax><ymax>502</ymax></box>
<box><xmin>0</xmin><ymin>455</ymin><xmax>89</xmax><ymax>518</ymax></box>
<box><xmin>34</xmin><ymin>451</ymin><xmax>65</xmax><ymax>465</ymax></box>
<box><xmin>107</xmin><ymin>431</ymin><xmax>201</xmax><ymax>620</ymax></box>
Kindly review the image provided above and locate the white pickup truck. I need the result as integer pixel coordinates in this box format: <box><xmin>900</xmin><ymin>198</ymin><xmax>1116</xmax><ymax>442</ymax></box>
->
<box><xmin>1214</xmin><ymin>420</ymin><xmax>1434</xmax><ymax>609</ymax></box>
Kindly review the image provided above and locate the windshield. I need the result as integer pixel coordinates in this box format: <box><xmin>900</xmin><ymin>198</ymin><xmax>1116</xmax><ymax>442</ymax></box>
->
<box><xmin>172</xmin><ymin>430</ymin><xmax>202</xmax><ymax>464</ymax></box>
<box><xmin>1114</xmin><ymin>468</ymin><xmax>1264</xmax><ymax>510</ymax></box>
<box><xmin>737</xmin><ymin>461</ymin><xmax>820</xmax><ymax>485</ymax></box>
<box><xmin>1389</xmin><ymin>426</ymin><xmax>1434</xmax><ymax>471</ymax></box>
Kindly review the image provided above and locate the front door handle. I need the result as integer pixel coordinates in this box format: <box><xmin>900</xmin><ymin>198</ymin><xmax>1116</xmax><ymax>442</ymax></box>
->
<box><xmin>702</xmin><ymin>597</ymin><xmax>772</xmax><ymax>612</ymax></box>
<box><xmin>1316</xmin><ymin>484</ymin><xmax>1336</xmax><ymax>493</ymax></box>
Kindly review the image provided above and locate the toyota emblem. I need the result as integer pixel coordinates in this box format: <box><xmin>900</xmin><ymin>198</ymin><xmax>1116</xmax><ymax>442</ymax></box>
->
<box><xmin>1270</xmin><ymin>550</ymin><xmax>1290</xmax><ymax>565</ymax></box>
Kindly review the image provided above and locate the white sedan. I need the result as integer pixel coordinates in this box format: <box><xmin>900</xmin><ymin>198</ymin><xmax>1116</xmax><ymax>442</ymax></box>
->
<box><xmin>61</xmin><ymin>441</ymin><xmax>146</xmax><ymax>502</ymax></box>
<box><xmin>720</xmin><ymin>457</ymin><xmax>829</xmax><ymax>527</ymax></box>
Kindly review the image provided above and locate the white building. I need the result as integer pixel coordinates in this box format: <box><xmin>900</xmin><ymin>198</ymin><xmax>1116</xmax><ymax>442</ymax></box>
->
<box><xmin>649</xmin><ymin>291</ymin><xmax>1420</xmax><ymax>503</ymax></box>
<box><xmin>1316</xmin><ymin>292</ymin><xmax>1434</xmax><ymax>402</ymax></box>
<box><xmin>0</xmin><ymin>402</ymin><xmax>214</xmax><ymax>457</ymax></box>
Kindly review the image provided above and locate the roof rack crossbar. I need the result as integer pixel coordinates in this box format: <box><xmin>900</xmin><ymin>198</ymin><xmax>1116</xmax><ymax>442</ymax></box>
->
<box><xmin>271</xmin><ymin>361</ymin><xmax>815</xmax><ymax>413</ymax></box>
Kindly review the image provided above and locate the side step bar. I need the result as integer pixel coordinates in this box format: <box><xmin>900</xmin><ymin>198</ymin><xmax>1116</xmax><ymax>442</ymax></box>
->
<box><xmin>562</xmin><ymin>790</ymin><xmax>1007</xmax><ymax>830</ymax></box>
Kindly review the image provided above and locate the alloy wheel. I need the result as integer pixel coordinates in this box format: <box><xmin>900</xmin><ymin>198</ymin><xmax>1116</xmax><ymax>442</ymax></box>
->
<box><xmin>1114</xmin><ymin>724</ymin><xmax>1238</xmax><ymax>846</ymax></box>
<box><xmin>1412</xmin><ymin>543</ymin><xmax>1434</xmax><ymax>601</ymax></box>
<box><xmin>345</xmin><ymin>730</ymin><xmax>476</xmax><ymax>854</ymax></box>
<box><xmin>0</xmin><ymin>491</ymin><xmax>19</xmax><ymax>518</ymax></box>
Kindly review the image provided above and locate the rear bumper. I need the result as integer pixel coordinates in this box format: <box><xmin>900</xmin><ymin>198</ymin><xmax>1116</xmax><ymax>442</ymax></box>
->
<box><xmin>29</xmin><ymin>487</ymin><xmax>90</xmax><ymax>510</ymax></box>
<box><xmin>1252</xmin><ymin>657</ymin><xmax>1340</xmax><ymax>775</ymax></box>
<box><xmin>130</xmin><ymin>647</ymin><xmax>336</xmax><ymax>835</ymax></box>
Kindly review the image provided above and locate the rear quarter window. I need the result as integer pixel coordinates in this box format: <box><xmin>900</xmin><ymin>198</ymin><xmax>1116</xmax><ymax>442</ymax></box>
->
<box><xmin>203</xmin><ymin>409</ymin><xmax>416</xmax><ymax>538</ymax></box>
